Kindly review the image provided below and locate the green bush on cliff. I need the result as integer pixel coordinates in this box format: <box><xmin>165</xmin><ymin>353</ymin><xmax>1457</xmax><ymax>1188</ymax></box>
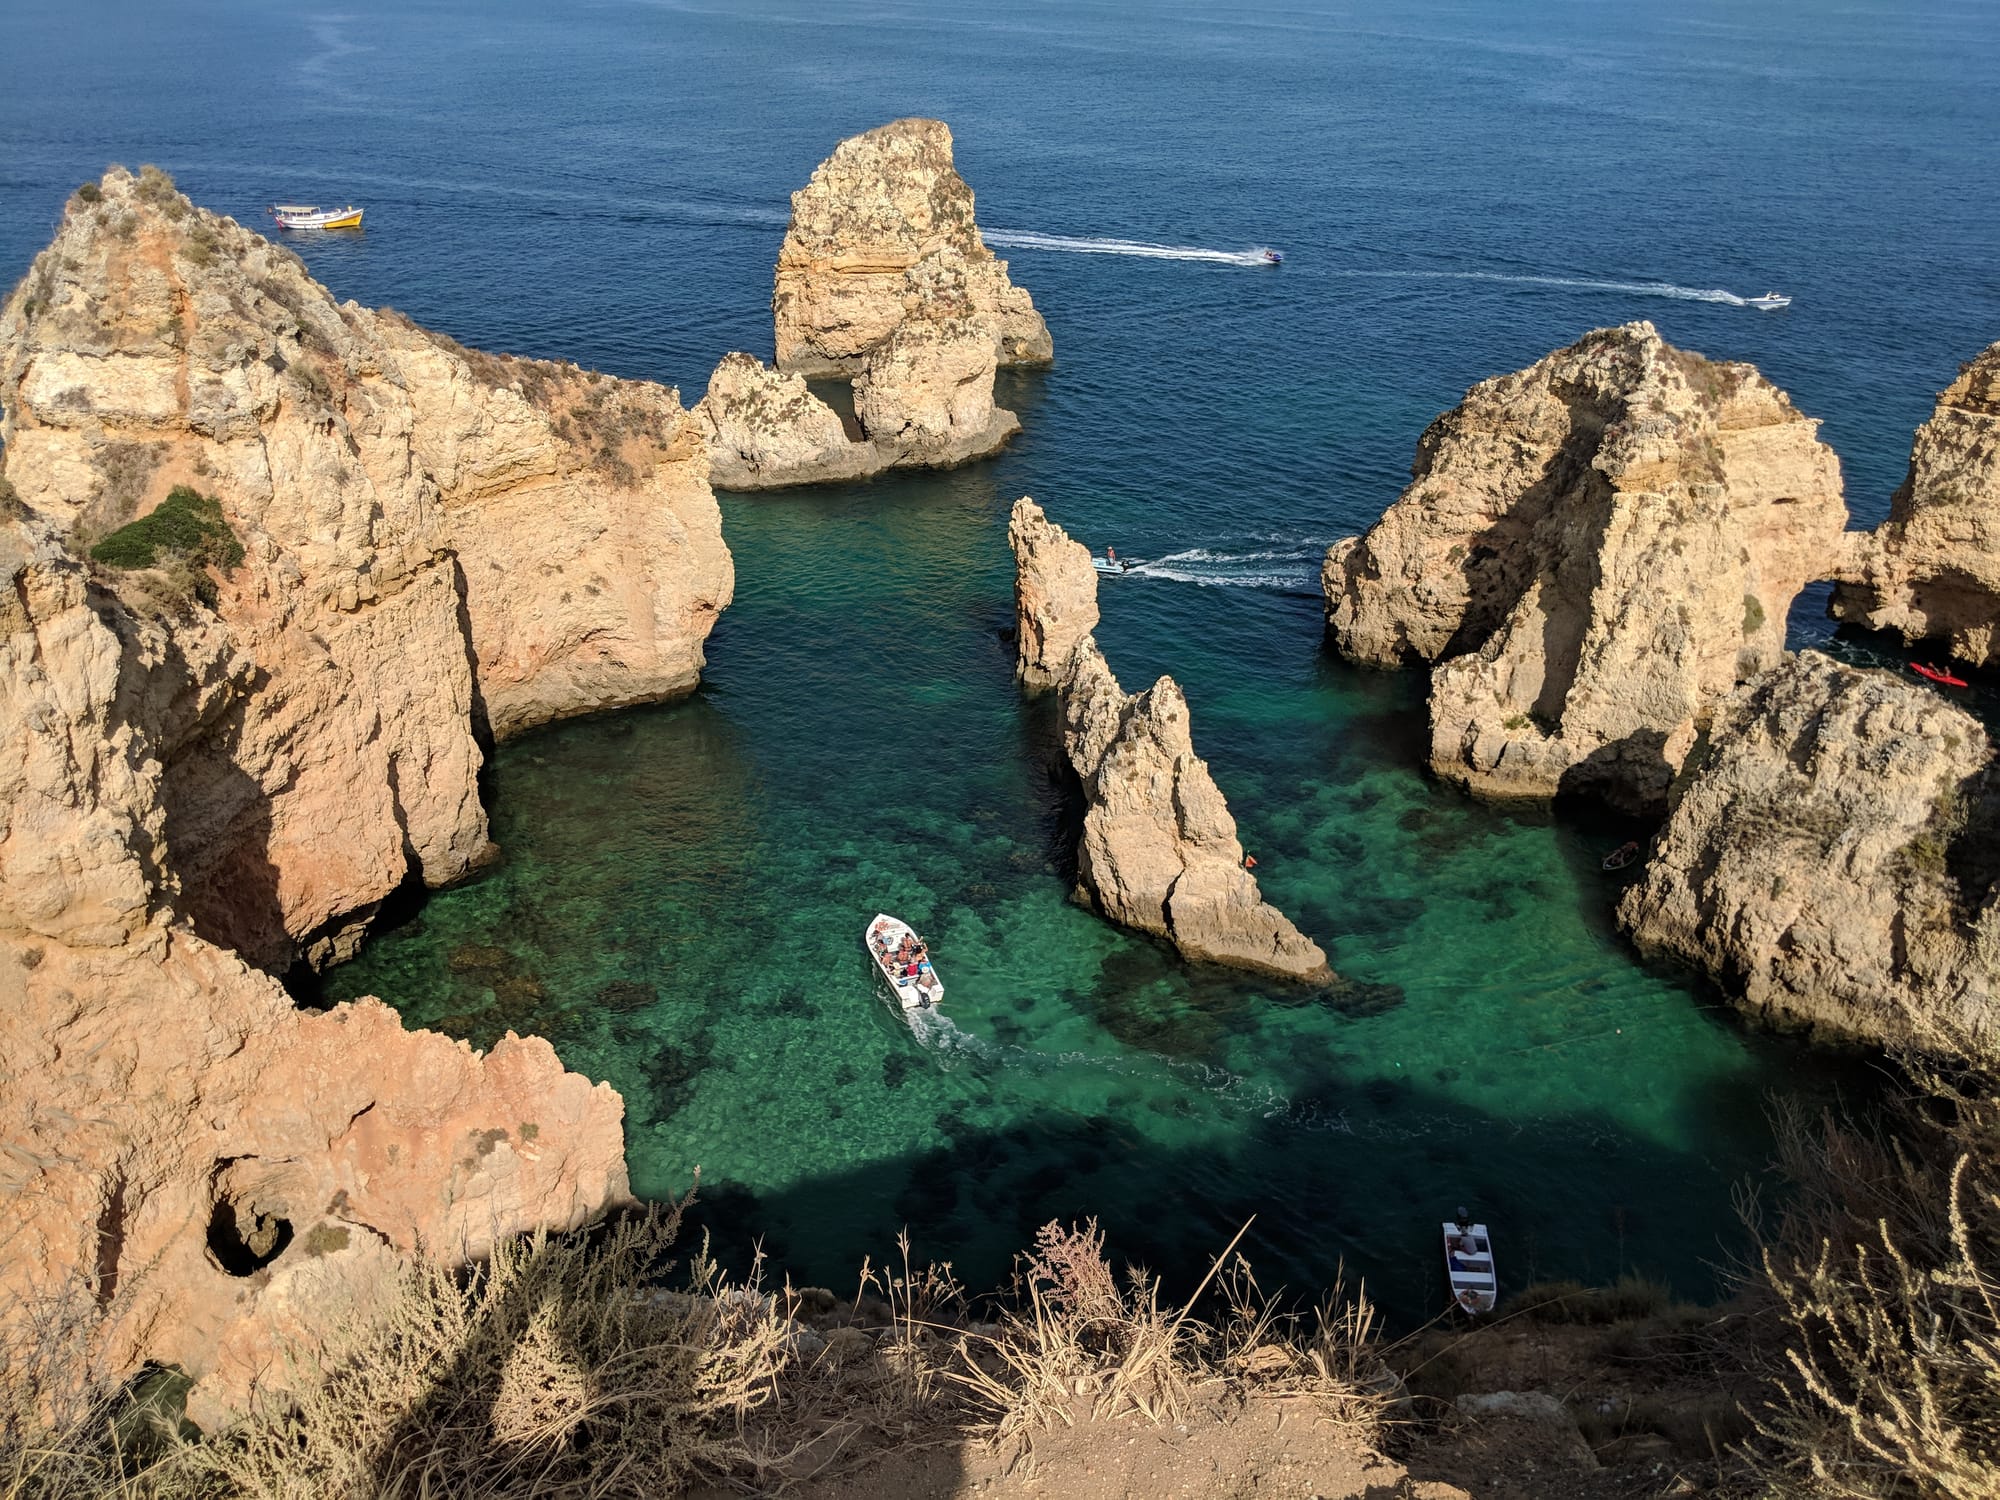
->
<box><xmin>89</xmin><ymin>485</ymin><xmax>243</xmax><ymax>574</ymax></box>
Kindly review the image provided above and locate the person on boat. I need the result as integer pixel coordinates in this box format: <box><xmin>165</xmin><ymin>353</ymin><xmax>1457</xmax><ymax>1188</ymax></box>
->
<box><xmin>1243</xmin><ymin>853</ymin><xmax>1258</xmax><ymax>870</ymax></box>
<box><xmin>1106</xmin><ymin>547</ymin><xmax>1116</xmax><ymax>564</ymax></box>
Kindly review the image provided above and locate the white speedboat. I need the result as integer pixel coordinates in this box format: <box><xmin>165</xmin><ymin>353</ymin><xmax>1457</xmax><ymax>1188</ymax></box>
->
<box><xmin>1745</xmin><ymin>291</ymin><xmax>1791</xmax><ymax>310</ymax></box>
<box><xmin>1443</xmin><ymin>1213</ymin><xmax>1497</xmax><ymax>1314</ymax></box>
<box><xmin>865</xmin><ymin>913</ymin><xmax>942</xmax><ymax>1009</ymax></box>
<box><xmin>1092</xmin><ymin>553</ymin><xmax>1138</xmax><ymax>575</ymax></box>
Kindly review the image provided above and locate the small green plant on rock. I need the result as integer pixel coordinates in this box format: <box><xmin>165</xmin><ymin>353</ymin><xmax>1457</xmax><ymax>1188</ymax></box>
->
<box><xmin>89</xmin><ymin>486</ymin><xmax>244</xmax><ymax>609</ymax></box>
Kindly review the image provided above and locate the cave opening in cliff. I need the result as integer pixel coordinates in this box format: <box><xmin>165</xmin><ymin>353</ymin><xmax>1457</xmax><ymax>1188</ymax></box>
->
<box><xmin>206</xmin><ymin>1194</ymin><xmax>294</xmax><ymax>1276</ymax></box>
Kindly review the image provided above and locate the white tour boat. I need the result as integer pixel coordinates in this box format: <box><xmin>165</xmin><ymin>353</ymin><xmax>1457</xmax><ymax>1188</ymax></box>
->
<box><xmin>1443</xmin><ymin>1212</ymin><xmax>1497</xmax><ymax>1314</ymax></box>
<box><xmin>270</xmin><ymin>203</ymin><xmax>364</xmax><ymax>230</ymax></box>
<box><xmin>865</xmin><ymin>913</ymin><xmax>942</xmax><ymax>1009</ymax></box>
<box><xmin>1745</xmin><ymin>291</ymin><xmax>1791</xmax><ymax>311</ymax></box>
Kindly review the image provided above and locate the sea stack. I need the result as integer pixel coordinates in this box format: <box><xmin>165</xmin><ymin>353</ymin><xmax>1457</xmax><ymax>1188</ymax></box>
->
<box><xmin>698</xmin><ymin>119</ymin><xmax>1042</xmax><ymax>489</ymax></box>
<box><xmin>0</xmin><ymin>166</ymin><xmax>672</xmax><ymax>1422</ymax></box>
<box><xmin>1322</xmin><ymin>322</ymin><xmax>1847</xmax><ymax>814</ymax></box>
<box><xmin>1009</xmin><ymin>498</ymin><xmax>1330</xmax><ymax>982</ymax></box>
<box><xmin>1619</xmin><ymin>652</ymin><xmax>1999</xmax><ymax>1059</ymax></box>
<box><xmin>1832</xmin><ymin>339</ymin><xmax>2000</xmax><ymax>665</ymax></box>
<box><xmin>772</xmin><ymin>117</ymin><xmax>1051</xmax><ymax>377</ymax></box>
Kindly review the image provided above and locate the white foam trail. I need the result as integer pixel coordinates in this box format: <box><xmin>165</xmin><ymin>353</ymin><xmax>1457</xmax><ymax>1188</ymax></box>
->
<box><xmin>983</xmin><ymin>230</ymin><xmax>1275</xmax><ymax>267</ymax></box>
<box><xmin>1118</xmin><ymin>544</ymin><xmax>1323</xmax><ymax>593</ymax></box>
<box><xmin>1339</xmin><ymin>268</ymin><xmax>1748</xmax><ymax>305</ymax></box>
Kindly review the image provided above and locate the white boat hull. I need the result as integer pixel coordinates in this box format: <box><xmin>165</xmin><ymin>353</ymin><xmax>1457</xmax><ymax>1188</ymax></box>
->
<box><xmin>1443</xmin><ymin>1220</ymin><xmax>1497</xmax><ymax>1313</ymax></box>
<box><xmin>866</xmin><ymin>912</ymin><xmax>942</xmax><ymax>1009</ymax></box>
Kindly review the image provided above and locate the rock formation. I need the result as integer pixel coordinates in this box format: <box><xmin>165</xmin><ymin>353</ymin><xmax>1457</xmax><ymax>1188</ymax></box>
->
<box><xmin>1832</xmin><ymin>340</ymin><xmax>2000</xmax><ymax>665</ymax></box>
<box><xmin>0</xmin><ymin>165</ymin><xmax>732</xmax><ymax>966</ymax></box>
<box><xmin>1007</xmin><ymin>497</ymin><xmax>1098</xmax><ymax>687</ymax></box>
<box><xmin>693</xmin><ymin>352</ymin><xmax>879</xmax><ymax>489</ymax></box>
<box><xmin>0</xmin><ymin>530</ymin><xmax>627</xmax><ymax>1427</ymax></box>
<box><xmin>1322</xmin><ymin>322</ymin><xmax>1847</xmax><ymax>812</ymax></box>
<box><xmin>772</xmin><ymin>118</ymin><xmax>1051</xmax><ymax>378</ymax></box>
<box><xmin>0</xmin><ymin>166</ymin><xmax>707</xmax><ymax>1422</ymax></box>
<box><xmin>1619</xmin><ymin>651</ymin><xmax>1999</xmax><ymax>1057</ymax></box>
<box><xmin>1009</xmin><ymin>499</ymin><xmax>1329</xmax><ymax>981</ymax></box>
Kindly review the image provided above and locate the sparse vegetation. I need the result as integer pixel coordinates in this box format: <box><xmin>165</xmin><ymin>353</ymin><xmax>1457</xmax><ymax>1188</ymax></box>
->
<box><xmin>0</xmin><ymin>1208</ymin><xmax>1387</xmax><ymax>1497</ymax></box>
<box><xmin>1743</xmin><ymin>591</ymin><xmax>1767</xmax><ymax>635</ymax></box>
<box><xmin>74</xmin><ymin>180</ymin><xmax>102</xmax><ymax>205</ymax></box>
<box><xmin>0</xmin><ymin>477</ymin><xmax>25</xmax><ymax>522</ymax></box>
<box><xmin>86</xmin><ymin>486</ymin><xmax>244</xmax><ymax>611</ymax></box>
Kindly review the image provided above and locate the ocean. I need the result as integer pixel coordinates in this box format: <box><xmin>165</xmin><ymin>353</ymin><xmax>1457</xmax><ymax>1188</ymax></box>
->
<box><xmin>5</xmin><ymin>0</ymin><xmax>1995</xmax><ymax>1318</ymax></box>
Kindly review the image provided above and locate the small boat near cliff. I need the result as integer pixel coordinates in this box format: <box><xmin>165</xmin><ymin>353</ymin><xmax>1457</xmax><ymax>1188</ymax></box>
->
<box><xmin>1444</xmin><ymin>1211</ymin><xmax>1497</xmax><ymax>1314</ymax></box>
<box><xmin>271</xmin><ymin>203</ymin><xmax>364</xmax><ymax>230</ymax></box>
<box><xmin>1744</xmin><ymin>291</ymin><xmax>1791</xmax><ymax>310</ymax></box>
<box><xmin>866</xmin><ymin>913</ymin><xmax>942</xmax><ymax>1009</ymax></box>
<box><xmin>1093</xmin><ymin>547</ymin><xmax>1139</xmax><ymax>575</ymax></box>
<box><xmin>1911</xmin><ymin>661</ymin><xmax>1969</xmax><ymax>688</ymax></box>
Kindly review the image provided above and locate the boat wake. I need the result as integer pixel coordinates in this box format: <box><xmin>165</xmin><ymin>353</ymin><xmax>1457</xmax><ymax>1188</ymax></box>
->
<box><xmin>983</xmin><ymin>230</ymin><xmax>1277</xmax><ymax>267</ymax></box>
<box><xmin>1120</xmin><ymin>544</ymin><xmax>1328</xmax><ymax>594</ymax></box>
<box><xmin>1334</xmin><ymin>268</ymin><xmax>1749</xmax><ymax>305</ymax></box>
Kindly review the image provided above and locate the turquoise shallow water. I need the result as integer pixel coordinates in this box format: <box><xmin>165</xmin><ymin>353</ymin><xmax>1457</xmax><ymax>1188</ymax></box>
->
<box><xmin>10</xmin><ymin>0</ymin><xmax>1993</xmax><ymax>1319</ymax></box>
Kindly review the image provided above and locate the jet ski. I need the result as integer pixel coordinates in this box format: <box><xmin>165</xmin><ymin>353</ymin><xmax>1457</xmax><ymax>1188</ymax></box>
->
<box><xmin>1261</xmin><ymin>249</ymin><xmax>1283</xmax><ymax>265</ymax></box>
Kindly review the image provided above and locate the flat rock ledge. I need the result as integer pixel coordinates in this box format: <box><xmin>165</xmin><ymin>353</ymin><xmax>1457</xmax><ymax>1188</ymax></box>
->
<box><xmin>1619</xmin><ymin>650</ymin><xmax>2000</xmax><ymax>1058</ymax></box>
<box><xmin>1322</xmin><ymin>321</ymin><xmax>1847</xmax><ymax>814</ymax></box>
<box><xmin>1009</xmin><ymin>498</ymin><xmax>1330</xmax><ymax>982</ymax></box>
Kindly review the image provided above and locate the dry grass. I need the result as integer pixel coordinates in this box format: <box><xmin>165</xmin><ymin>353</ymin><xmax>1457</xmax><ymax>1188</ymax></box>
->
<box><xmin>1742</xmin><ymin>1039</ymin><xmax>2000</xmax><ymax>1498</ymax></box>
<box><xmin>2</xmin><ymin>1210</ymin><xmax>1389</xmax><ymax>1498</ymax></box>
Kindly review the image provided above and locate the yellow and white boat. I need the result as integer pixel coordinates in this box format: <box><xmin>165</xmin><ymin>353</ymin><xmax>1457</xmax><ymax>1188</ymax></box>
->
<box><xmin>270</xmin><ymin>203</ymin><xmax>363</xmax><ymax>230</ymax></box>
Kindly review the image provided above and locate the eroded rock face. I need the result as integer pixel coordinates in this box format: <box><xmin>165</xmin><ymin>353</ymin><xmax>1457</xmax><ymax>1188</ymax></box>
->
<box><xmin>1010</xmin><ymin>501</ymin><xmax>1327</xmax><ymax>981</ymax></box>
<box><xmin>773</xmin><ymin>118</ymin><xmax>1051</xmax><ymax>378</ymax></box>
<box><xmin>0</xmin><ymin>535</ymin><xmax>627</xmax><ymax>1427</ymax></box>
<box><xmin>692</xmin><ymin>352</ymin><xmax>878</xmax><ymax>490</ymax></box>
<box><xmin>1323</xmin><ymin>322</ymin><xmax>1847</xmax><ymax>812</ymax></box>
<box><xmin>1619</xmin><ymin>651</ymin><xmax>2000</xmax><ymax>1056</ymax></box>
<box><xmin>852</xmin><ymin>305</ymin><xmax>1019</xmax><ymax>469</ymax></box>
<box><xmin>1832</xmin><ymin>341</ymin><xmax>2000</xmax><ymax>665</ymax></box>
<box><xmin>1061</xmin><ymin>641</ymin><xmax>1331</xmax><ymax>982</ymax></box>
<box><xmin>0</xmin><ymin>167</ymin><xmax>732</xmax><ymax>964</ymax></box>
<box><xmin>1008</xmin><ymin>496</ymin><xmax>1098</xmax><ymax>687</ymax></box>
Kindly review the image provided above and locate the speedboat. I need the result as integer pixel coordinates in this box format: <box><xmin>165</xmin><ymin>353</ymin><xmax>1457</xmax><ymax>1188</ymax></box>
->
<box><xmin>1602</xmin><ymin>840</ymin><xmax>1642</xmax><ymax>872</ymax></box>
<box><xmin>1745</xmin><ymin>291</ymin><xmax>1790</xmax><ymax>310</ymax></box>
<box><xmin>865</xmin><ymin>913</ymin><xmax>942</xmax><ymax>1009</ymax></box>
<box><xmin>1261</xmin><ymin>249</ymin><xmax>1284</xmax><ymax>265</ymax></box>
<box><xmin>1443</xmin><ymin>1211</ymin><xmax>1497</xmax><ymax>1314</ymax></box>
<box><xmin>271</xmin><ymin>204</ymin><xmax>364</xmax><ymax>230</ymax></box>
<box><xmin>1092</xmin><ymin>555</ymin><xmax>1138</xmax><ymax>575</ymax></box>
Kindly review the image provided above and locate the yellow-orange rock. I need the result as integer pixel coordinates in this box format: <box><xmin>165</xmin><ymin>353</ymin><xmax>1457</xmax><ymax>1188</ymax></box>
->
<box><xmin>1833</xmin><ymin>340</ymin><xmax>2000</xmax><ymax>665</ymax></box>
<box><xmin>772</xmin><ymin>118</ymin><xmax>1051</xmax><ymax>378</ymax></box>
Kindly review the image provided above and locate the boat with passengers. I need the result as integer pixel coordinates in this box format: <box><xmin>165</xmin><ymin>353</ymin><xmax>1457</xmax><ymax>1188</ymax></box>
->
<box><xmin>866</xmin><ymin>913</ymin><xmax>942</xmax><ymax>1009</ymax></box>
<box><xmin>270</xmin><ymin>203</ymin><xmax>364</xmax><ymax>230</ymax></box>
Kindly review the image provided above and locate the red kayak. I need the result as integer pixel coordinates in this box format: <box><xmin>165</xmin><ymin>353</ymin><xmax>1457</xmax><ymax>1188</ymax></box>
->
<box><xmin>1910</xmin><ymin>662</ymin><xmax>1969</xmax><ymax>688</ymax></box>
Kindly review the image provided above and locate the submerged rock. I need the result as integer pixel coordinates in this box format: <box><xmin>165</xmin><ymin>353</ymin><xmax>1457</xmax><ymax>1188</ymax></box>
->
<box><xmin>1010</xmin><ymin>499</ymin><xmax>1328</xmax><ymax>981</ymax></box>
<box><xmin>772</xmin><ymin>117</ymin><xmax>1051</xmax><ymax>378</ymax></box>
<box><xmin>1832</xmin><ymin>340</ymin><xmax>2000</xmax><ymax>665</ymax></box>
<box><xmin>1619</xmin><ymin>651</ymin><xmax>2000</xmax><ymax>1057</ymax></box>
<box><xmin>1008</xmin><ymin>496</ymin><xmax>1098</xmax><ymax>687</ymax></box>
<box><xmin>1322</xmin><ymin>322</ymin><xmax>1846</xmax><ymax>813</ymax></box>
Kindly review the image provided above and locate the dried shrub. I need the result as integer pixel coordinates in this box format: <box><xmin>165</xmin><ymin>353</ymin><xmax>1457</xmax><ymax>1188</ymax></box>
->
<box><xmin>74</xmin><ymin>180</ymin><xmax>102</xmax><ymax>205</ymax></box>
<box><xmin>134</xmin><ymin>165</ymin><xmax>177</xmax><ymax>206</ymax></box>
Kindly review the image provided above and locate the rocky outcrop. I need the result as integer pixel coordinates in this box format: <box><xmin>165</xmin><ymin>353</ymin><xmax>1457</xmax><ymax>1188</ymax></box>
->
<box><xmin>1619</xmin><ymin>651</ymin><xmax>1999</xmax><ymax>1057</ymax></box>
<box><xmin>1008</xmin><ymin>497</ymin><xmax>1098</xmax><ymax>686</ymax></box>
<box><xmin>0</xmin><ymin>166</ymin><xmax>732</xmax><ymax>965</ymax></box>
<box><xmin>772</xmin><ymin>118</ymin><xmax>1051</xmax><ymax>378</ymax></box>
<box><xmin>1832</xmin><ymin>341</ymin><xmax>2000</xmax><ymax>665</ymax></box>
<box><xmin>1322</xmin><ymin>322</ymin><xmax>1847</xmax><ymax>813</ymax></box>
<box><xmin>1010</xmin><ymin>500</ymin><xmax>1328</xmax><ymax>981</ymax></box>
<box><xmin>0</xmin><ymin>532</ymin><xmax>627</xmax><ymax>1427</ymax></box>
<box><xmin>692</xmin><ymin>352</ymin><xmax>878</xmax><ymax>489</ymax></box>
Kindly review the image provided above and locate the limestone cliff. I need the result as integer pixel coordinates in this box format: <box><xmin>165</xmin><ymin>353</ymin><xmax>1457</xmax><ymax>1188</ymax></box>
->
<box><xmin>1009</xmin><ymin>500</ymin><xmax>1328</xmax><ymax>981</ymax></box>
<box><xmin>0</xmin><ymin>166</ymin><xmax>732</xmax><ymax>965</ymax></box>
<box><xmin>0</xmin><ymin>531</ymin><xmax>627</xmax><ymax>1427</ymax></box>
<box><xmin>1007</xmin><ymin>496</ymin><xmax>1097</xmax><ymax>687</ymax></box>
<box><xmin>1619</xmin><ymin>651</ymin><xmax>1999</xmax><ymax>1057</ymax></box>
<box><xmin>1323</xmin><ymin>322</ymin><xmax>1847</xmax><ymax>812</ymax></box>
<box><xmin>772</xmin><ymin>118</ymin><xmax>1051</xmax><ymax>378</ymax></box>
<box><xmin>1832</xmin><ymin>340</ymin><xmax>2000</xmax><ymax>665</ymax></box>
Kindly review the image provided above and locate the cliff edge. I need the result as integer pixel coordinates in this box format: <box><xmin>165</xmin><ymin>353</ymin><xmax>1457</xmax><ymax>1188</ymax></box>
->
<box><xmin>1322</xmin><ymin>322</ymin><xmax>1846</xmax><ymax>813</ymax></box>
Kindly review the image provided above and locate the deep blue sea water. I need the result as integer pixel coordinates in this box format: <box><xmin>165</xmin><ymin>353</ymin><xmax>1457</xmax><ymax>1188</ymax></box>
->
<box><xmin>6</xmin><ymin>0</ymin><xmax>1997</xmax><ymax>1320</ymax></box>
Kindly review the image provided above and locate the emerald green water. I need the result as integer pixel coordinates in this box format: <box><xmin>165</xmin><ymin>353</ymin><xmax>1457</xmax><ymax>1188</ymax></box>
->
<box><xmin>319</xmin><ymin>457</ymin><xmax>1861</xmax><ymax>1320</ymax></box>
